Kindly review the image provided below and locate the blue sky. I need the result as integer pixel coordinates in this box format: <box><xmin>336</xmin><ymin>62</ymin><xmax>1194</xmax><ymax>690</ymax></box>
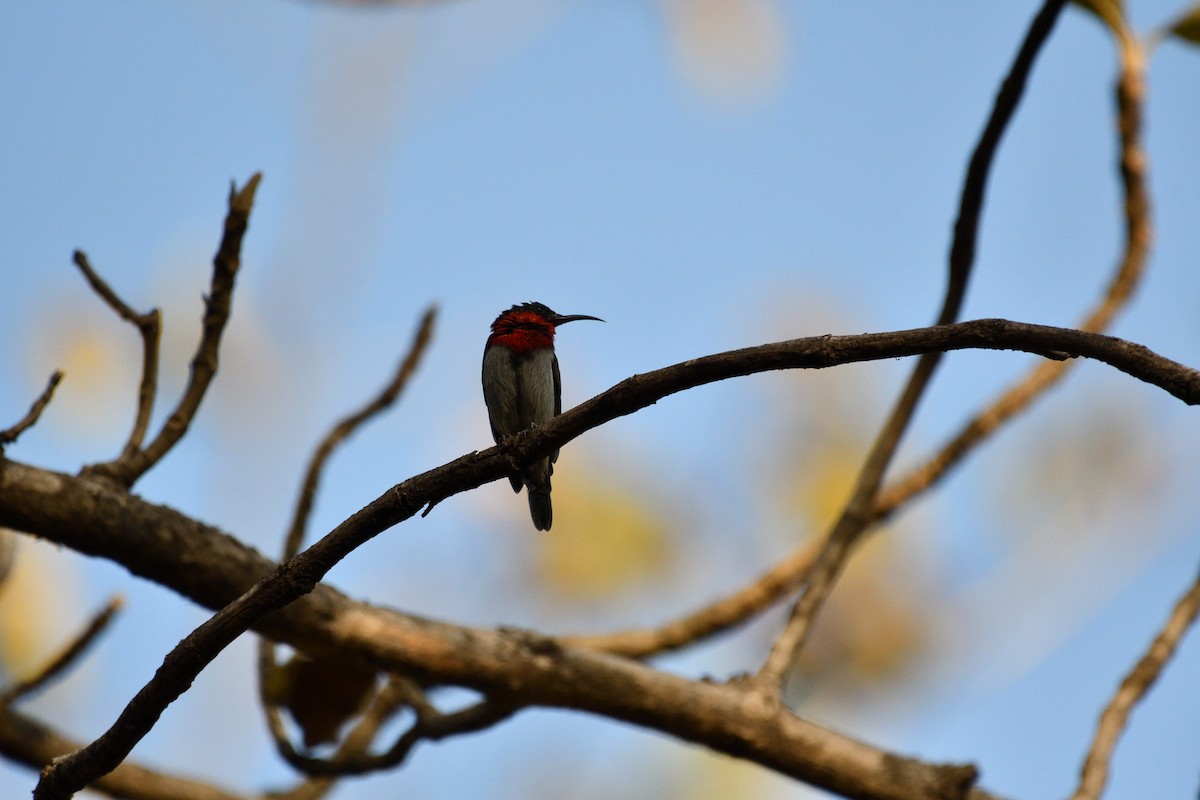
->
<box><xmin>2</xmin><ymin>1</ymin><xmax>1200</xmax><ymax>798</ymax></box>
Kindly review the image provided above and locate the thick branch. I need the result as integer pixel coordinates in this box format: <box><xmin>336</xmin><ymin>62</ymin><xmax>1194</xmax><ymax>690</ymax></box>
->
<box><xmin>14</xmin><ymin>319</ymin><xmax>1199</xmax><ymax>798</ymax></box>
<box><xmin>0</xmin><ymin>457</ymin><xmax>999</xmax><ymax>800</ymax></box>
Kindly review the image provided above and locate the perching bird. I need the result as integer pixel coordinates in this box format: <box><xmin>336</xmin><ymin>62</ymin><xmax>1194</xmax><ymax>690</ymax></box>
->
<box><xmin>482</xmin><ymin>302</ymin><xmax>603</xmax><ymax>530</ymax></box>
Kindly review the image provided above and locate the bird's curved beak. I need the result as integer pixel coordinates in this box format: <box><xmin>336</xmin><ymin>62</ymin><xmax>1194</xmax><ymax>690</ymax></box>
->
<box><xmin>549</xmin><ymin>313</ymin><xmax>604</xmax><ymax>326</ymax></box>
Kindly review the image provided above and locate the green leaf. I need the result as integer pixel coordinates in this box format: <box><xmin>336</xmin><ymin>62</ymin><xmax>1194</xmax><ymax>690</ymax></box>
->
<box><xmin>1168</xmin><ymin>4</ymin><xmax>1200</xmax><ymax>46</ymax></box>
<box><xmin>1072</xmin><ymin>0</ymin><xmax>1126</xmax><ymax>34</ymax></box>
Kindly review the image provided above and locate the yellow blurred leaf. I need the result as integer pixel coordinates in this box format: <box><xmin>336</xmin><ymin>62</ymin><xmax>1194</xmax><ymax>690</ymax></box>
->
<box><xmin>788</xmin><ymin>534</ymin><xmax>930</xmax><ymax>697</ymax></box>
<box><xmin>533</xmin><ymin>469</ymin><xmax>673</xmax><ymax>601</ymax></box>
<box><xmin>0</xmin><ymin>536</ymin><xmax>82</xmax><ymax>680</ymax></box>
<box><xmin>27</xmin><ymin>300</ymin><xmax>138</xmax><ymax>439</ymax></box>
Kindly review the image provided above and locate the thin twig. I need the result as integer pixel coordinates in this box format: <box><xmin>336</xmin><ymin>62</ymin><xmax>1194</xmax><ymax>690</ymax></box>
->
<box><xmin>72</xmin><ymin>250</ymin><xmax>163</xmax><ymax>460</ymax></box>
<box><xmin>0</xmin><ymin>596</ymin><xmax>123</xmax><ymax>706</ymax></box>
<box><xmin>282</xmin><ymin>305</ymin><xmax>437</xmax><ymax>558</ymax></box>
<box><xmin>264</xmin><ymin>677</ymin><xmax>414</xmax><ymax>795</ymax></box>
<box><xmin>1070</xmin><ymin>562</ymin><xmax>1200</xmax><ymax>800</ymax></box>
<box><xmin>755</xmin><ymin>0</ymin><xmax>1070</xmax><ymax>694</ymax></box>
<box><xmin>85</xmin><ymin>174</ymin><xmax>261</xmax><ymax>488</ymax></box>
<box><xmin>275</xmin><ymin>687</ymin><xmax>517</xmax><ymax>778</ymax></box>
<box><xmin>258</xmin><ymin>306</ymin><xmax>436</xmax><ymax>773</ymax></box>
<box><xmin>562</xmin><ymin>538</ymin><xmax>820</xmax><ymax>657</ymax></box>
<box><xmin>0</xmin><ymin>372</ymin><xmax>64</xmax><ymax>447</ymax></box>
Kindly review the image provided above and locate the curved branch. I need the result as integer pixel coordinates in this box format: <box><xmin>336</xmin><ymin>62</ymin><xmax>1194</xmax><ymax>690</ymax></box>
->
<box><xmin>260</xmin><ymin>305</ymin><xmax>437</xmax><ymax>772</ymax></box>
<box><xmin>578</xmin><ymin>21</ymin><xmax>1152</xmax><ymax>663</ymax></box>
<box><xmin>71</xmin><ymin>250</ymin><xmax>162</xmax><ymax>459</ymax></box>
<box><xmin>757</xmin><ymin>0</ymin><xmax>1070</xmax><ymax>693</ymax></box>
<box><xmin>876</xmin><ymin>15</ymin><xmax>1151</xmax><ymax>524</ymax></box>
<box><xmin>562</xmin><ymin>539</ymin><xmax>820</xmax><ymax>657</ymax></box>
<box><xmin>283</xmin><ymin>304</ymin><xmax>436</xmax><ymax>558</ymax></box>
<box><xmin>20</xmin><ymin>318</ymin><xmax>1200</xmax><ymax>798</ymax></box>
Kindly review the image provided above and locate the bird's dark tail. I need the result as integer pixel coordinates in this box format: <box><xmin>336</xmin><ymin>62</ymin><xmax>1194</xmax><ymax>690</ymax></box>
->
<box><xmin>527</xmin><ymin>485</ymin><xmax>552</xmax><ymax>531</ymax></box>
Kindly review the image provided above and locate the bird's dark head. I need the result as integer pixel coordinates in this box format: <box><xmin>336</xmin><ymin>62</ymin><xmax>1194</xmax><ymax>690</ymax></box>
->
<box><xmin>493</xmin><ymin>302</ymin><xmax>604</xmax><ymax>331</ymax></box>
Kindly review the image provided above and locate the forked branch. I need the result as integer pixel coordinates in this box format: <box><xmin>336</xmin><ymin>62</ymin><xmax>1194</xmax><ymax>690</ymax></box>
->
<box><xmin>71</xmin><ymin>250</ymin><xmax>162</xmax><ymax>461</ymax></box>
<box><xmin>82</xmin><ymin>174</ymin><xmax>261</xmax><ymax>488</ymax></box>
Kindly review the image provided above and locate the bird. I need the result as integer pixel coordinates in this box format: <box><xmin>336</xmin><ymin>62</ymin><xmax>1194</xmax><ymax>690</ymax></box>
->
<box><xmin>482</xmin><ymin>301</ymin><xmax>603</xmax><ymax>531</ymax></box>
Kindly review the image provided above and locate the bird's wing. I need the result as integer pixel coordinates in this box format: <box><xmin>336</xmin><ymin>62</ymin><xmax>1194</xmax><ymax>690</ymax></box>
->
<box><xmin>550</xmin><ymin>353</ymin><xmax>562</xmax><ymax>464</ymax></box>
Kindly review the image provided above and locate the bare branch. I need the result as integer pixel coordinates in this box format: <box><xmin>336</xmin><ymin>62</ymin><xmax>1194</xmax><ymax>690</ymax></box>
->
<box><xmin>266</xmin><ymin>679</ymin><xmax>416</xmax><ymax>800</ymax></box>
<box><xmin>756</xmin><ymin>0</ymin><xmax>1070</xmax><ymax>693</ymax></box>
<box><xmin>0</xmin><ymin>596</ymin><xmax>123</xmax><ymax>707</ymax></box>
<box><xmin>283</xmin><ymin>304</ymin><xmax>437</xmax><ymax>558</ymax></box>
<box><xmin>25</xmin><ymin>317</ymin><xmax>1200</xmax><ymax>799</ymax></box>
<box><xmin>2</xmin><ymin>439</ymin><xmax>997</xmax><ymax>800</ymax></box>
<box><xmin>0</xmin><ymin>372</ymin><xmax>64</xmax><ymax>447</ymax></box>
<box><xmin>84</xmin><ymin>174</ymin><xmax>262</xmax><ymax>488</ymax></box>
<box><xmin>563</xmin><ymin>539</ymin><xmax>820</xmax><ymax>658</ymax></box>
<box><xmin>259</xmin><ymin>305</ymin><xmax>437</xmax><ymax>772</ymax></box>
<box><xmin>0</xmin><ymin>704</ymin><xmax>246</xmax><ymax>800</ymax></box>
<box><xmin>275</xmin><ymin>683</ymin><xmax>518</xmax><ymax>778</ymax></box>
<box><xmin>70</xmin><ymin>250</ymin><xmax>162</xmax><ymax>461</ymax></box>
<box><xmin>876</xmin><ymin>18</ymin><xmax>1151</xmax><ymax>524</ymax></box>
<box><xmin>1070</xmin><ymin>563</ymin><xmax>1200</xmax><ymax>800</ymax></box>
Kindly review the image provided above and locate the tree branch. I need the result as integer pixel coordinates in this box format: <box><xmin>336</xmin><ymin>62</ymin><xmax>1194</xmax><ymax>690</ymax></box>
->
<box><xmin>0</xmin><ymin>596</ymin><xmax>123</xmax><ymax>707</ymax></box>
<box><xmin>282</xmin><ymin>304</ymin><xmax>436</xmax><ymax>559</ymax></box>
<box><xmin>0</xmin><ymin>372</ymin><xmax>64</xmax><ymax>447</ymax></box>
<box><xmin>758</xmin><ymin>0</ymin><xmax>1070</xmax><ymax>693</ymax></box>
<box><xmin>82</xmin><ymin>174</ymin><xmax>261</xmax><ymax>488</ymax></box>
<box><xmin>259</xmin><ymin>305</ymin><xmax>437</xmax><ymax>772</ymax></box>
<box><xmin>18</xmin><ymin>318</ymin><xmax>1200</xmax><ymax>798</ymax></box>
<box><xmin>875</xmin><ymin>8</ymin><xmax>1151</xmax><ymax>524</ymax></box>
<box><xmin>1070</xmin><ymin>562</ymin><xmax>1200</xmax><ymax>800</ymax></box>
<box><xmin>1</xmin><ymin>452</ymin><xmax>1001</xmax><ymax>800</ymax></box>
<box><xmin>0</xmin><ymin>704</ymin><xmax>246</xmax><ymax>800</ymax></box>
<box><xmin>562</xmin><ymin>538</ymin><xmax>820</xmax><ymax>657</ymax></box>
<box><xmin>71</xmin><ymin>250</ymin><xmax>162</xmax><ymax>460</ymax></box>
<box><xmin>571</xmin><ymin>12</ymin><xmax>1152</xmax><ymax>663</ymax></box>
<box><xmin>275</xmin><ymin>683</ymin><xmax>518</xmax><ymax>778</ymax></box>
